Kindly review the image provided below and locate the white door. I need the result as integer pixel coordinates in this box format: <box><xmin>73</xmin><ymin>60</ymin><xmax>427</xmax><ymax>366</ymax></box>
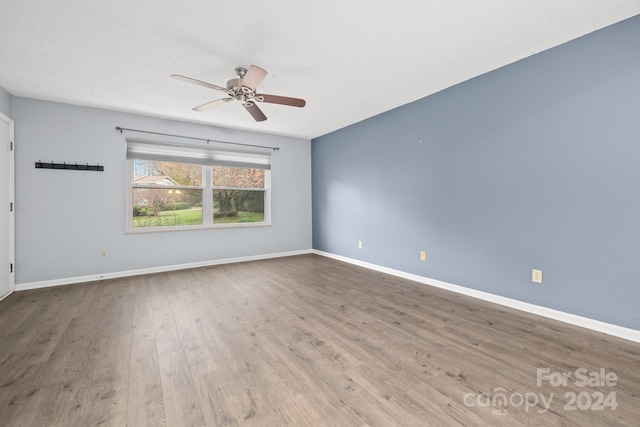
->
<box><xmin>0</xmin><ymin>114</ymin><xmax>14</xmax><ymax>299</ymax></box>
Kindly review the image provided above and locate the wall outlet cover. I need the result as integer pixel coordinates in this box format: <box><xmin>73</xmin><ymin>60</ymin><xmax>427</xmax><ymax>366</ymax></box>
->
<box><xmin>532</xmin><ymin>269</ymin><xmax>542</xmax><ymax>284</ymax></box>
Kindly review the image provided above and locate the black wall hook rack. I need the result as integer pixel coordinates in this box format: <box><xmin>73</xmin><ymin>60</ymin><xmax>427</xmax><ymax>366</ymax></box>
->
<box><xmin>36</xmin><ymin>161</ymin><xmax>104</xmax><ymax>172</ymax></box>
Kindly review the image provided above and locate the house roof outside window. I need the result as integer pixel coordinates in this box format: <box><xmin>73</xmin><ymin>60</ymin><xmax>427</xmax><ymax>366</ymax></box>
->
<box><xmin>133</xmin><ymin>175</ymin><xmax>179</xmax><ymax>186</ymax></box>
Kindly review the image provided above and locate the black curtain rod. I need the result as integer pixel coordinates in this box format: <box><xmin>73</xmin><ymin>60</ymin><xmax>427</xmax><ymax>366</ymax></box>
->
<box><xmin>115</xmin><ymin>126</ymin><xmax>279</xmax><ymax>151</ymax></box>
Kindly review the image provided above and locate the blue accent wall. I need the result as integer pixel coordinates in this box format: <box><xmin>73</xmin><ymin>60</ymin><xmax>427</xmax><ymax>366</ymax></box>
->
<box><xmin>312</xmin><ymin>16</ymin><xmax>640</xmax><ymax>330</ymax></box>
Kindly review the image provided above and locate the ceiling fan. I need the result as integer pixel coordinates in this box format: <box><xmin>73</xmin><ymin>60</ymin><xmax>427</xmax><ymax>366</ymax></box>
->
<box><xmin>171</xmin><ymin>65</ymin><xmax>306</xmax><ymax>122</ymax></box>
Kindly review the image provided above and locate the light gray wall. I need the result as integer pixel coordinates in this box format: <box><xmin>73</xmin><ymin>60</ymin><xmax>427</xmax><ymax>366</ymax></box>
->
<box><xmin>312</xmin><ymin>16</ymin><xmax>640</xmax><ymax>330</ymax></box>
<box><xmin>14</xmin><ymin>97</ymin><xmax>311</xmax><ymax>284</ymax></box>
<box><xmin>0</xmin><ymin>86</ymin><xmax>12</xmax><ymax>117</ymax></box>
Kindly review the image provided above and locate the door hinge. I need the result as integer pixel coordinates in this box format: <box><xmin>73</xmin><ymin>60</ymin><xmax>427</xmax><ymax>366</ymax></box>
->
<box><xmin>10</xmin><ymin>263</ymin><xmax>13</xmax><ymax>273</ymax></box>
<box><xmin>9</xmin><ymin>141</ymin><xmax>12</xmax><ymax>151</ymax></box>
<box><xmin>9</xmin><ymin>202</ymin><xmax>13</xmax><ymax>212</ymax></box>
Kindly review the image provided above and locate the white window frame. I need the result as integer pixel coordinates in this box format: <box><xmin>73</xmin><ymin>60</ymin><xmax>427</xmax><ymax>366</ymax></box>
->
<box><xmin>125</xmin><ymin>140</ymin><xmax>271</xmax><ymax>233</ymax></box>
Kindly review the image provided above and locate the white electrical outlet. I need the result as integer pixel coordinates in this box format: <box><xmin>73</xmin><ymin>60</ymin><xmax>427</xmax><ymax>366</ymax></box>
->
<box><xmin>532</xmin><ymin>269</ymin><xmax>542</xmax><ymax>284</ymax></box>
<box><xmin>358</xmin><ymin>241</ymin><xmax>363</xmax><ymax>249</ymax></box>
<box><xmin>420</xmin><ymin>251</ymin><xmax>426</xmax><ymax>262</ymax></box>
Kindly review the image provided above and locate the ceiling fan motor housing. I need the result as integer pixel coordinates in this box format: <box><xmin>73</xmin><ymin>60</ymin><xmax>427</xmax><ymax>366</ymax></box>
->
<box><xmin>226</xmin><ymin>78</ymin><xmax>241</xmax><ymax>89</ymax></box>
<box><xmin>227</xmin><ymin>78</ymin><xmax>257</xmax><ymax>106</ymax></box>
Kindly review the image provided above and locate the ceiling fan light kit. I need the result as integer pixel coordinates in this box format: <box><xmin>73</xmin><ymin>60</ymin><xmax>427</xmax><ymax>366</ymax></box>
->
<box><xmin>171</xmin><ymin>65</ymin><xmax>306</xmax><ymax>122</ymax></box>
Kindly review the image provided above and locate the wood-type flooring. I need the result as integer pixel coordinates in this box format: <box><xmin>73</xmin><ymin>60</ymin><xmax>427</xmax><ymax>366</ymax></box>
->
<box><xmin>1</xmin><ymin>254</ymin><xmax>639</xmax><ymax>426</ymax></box>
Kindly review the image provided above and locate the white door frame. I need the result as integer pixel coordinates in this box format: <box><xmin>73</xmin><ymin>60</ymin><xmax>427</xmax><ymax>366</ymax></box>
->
<box><xmin>0</xmin><ymin>112</ymin><xmax>15</xmax><ymax>301</ymax></box>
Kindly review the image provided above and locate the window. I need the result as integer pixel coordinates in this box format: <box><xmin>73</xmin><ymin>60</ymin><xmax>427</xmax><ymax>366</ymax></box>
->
<box><xmin>127</xmin><ymin>139</ymin><xmax>271</xmax><ymax>231</ymax></box>
<box><xmin>212</xmin><ymin>166</ymin><xmax>266</xmax><ymax>224</ymax></box>
<box><xmin>131</xmin><ymin>160</ymin><xmax>203</xmax><ymax>228</ymax></box>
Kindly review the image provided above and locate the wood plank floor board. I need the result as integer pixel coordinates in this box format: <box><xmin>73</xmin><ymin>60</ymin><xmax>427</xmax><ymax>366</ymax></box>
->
<box><xmin>277</xmin><ymin>394</ymin><xmax>329</xmax><ymax>427</ymax></box>
<box><xmin>67</xmin><ymin>350</ymin><xmax>130</xmax><ymax>426</ymax></box>
<box><xmin>3</xmin><ymin>379</ymin><xmax>74</xmax><ymax>427</ymax></box>
<box><xmin>191</xmin><ymin>370</ymin><xmax>239</xmax><ymax>426</ymax></box>
<box><xmin>1</xmin><ymin>254</ymin><xmax>639</xmax><ymax>426</ymax></box>
<box><xmin>158</xmin><ymin>349</ymin><xmax>207</xmax><ymax>427</ymax></box>
<box><xmin>406</xmin><ymin>380</ymin><xmax>510</xmax><ymax>427</ymax></box>
<box><xmin>170</xmin><ymin>298</ymin><xmax>219</xmax><ymax>373</ymax></box>
<box><xmin>343</xmin><ymin>363</ymin><xmax>436</xmax><ymax>426</ymax></box>
<box><xmin>256</xmin><ymin>327</ymin><xmax>369</xmax><ymax>427</ymax></box>
<box><xmin>191</xmin><ymin>366</ymin><xmax>288</xmax><ymax>426</ymax></box>
<box><xmin>152</xmin><ymin>297</ymin><xmax>183</xmax><ymax>357</ymax></box>
<box><xmin>429</xmin><ymin>325</ymin><xmax>560</xmax><ymax>386</ymax></box>
<box><xmin>127</xmin><ymin>338</ymin><xmax>166</xmax><ymax>427</ymax></box>
<box><xmin>1</xmin><ymin>281</ymin><xmax>134</xmax><ymax>424</ymax></box>
<box><xmin>131</xmin><ymin>282</ymin><xmax>158</xmax><ymax>344</ymax></box>
<box><xmin>0</xmin><ymin>284</ymin><xmax>85</xmax><ymax>374</ymax></box>
<box><xmin>199</xmin><ymin>319</ymin><xmax>259</xmax><ymax>395</ymax></box>
<box><xmin>231</xmin><ymin>387</ymin><xmax>288</xmax><ymax>426</ymax></box>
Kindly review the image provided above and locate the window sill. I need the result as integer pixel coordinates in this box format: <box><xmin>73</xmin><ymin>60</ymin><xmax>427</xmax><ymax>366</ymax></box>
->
<box><xmin>125</xmin><ymin>222</ymin><xmax>272</xmax><ymax>234</ymax></box>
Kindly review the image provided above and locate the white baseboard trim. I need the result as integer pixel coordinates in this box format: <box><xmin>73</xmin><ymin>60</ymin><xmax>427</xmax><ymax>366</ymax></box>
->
<box><xmin>15</xmin><ymin>249</ymin><xmax>312</xmax><ymax>292</ymax></box>
<box><xmin>0</xmin><ymin>290</ymin><xmax>13</xmax><ymax>302</ymax></box>
<box><xmin>312</xmin><ymin>250</ymin><xmax>640</xmax><ymax>344</ymax></box>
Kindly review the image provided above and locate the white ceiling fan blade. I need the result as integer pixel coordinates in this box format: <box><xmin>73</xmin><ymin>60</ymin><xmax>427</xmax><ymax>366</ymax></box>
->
<box><xmin>256</xmin><ymin>94</ymin><xmax>306</xmax><ymax>108</ymax></box>
<box><xmin>171</xmin><ymin>74</ymin><xmax>228</xmax><ymax>92</ymax></box>
<box><xmin>241</xmin><ymin>65</ymin><xmax>268</xmax><ymax>91</ymax></box>
<box><xmin>193</xmin><ymin>98</ymin><xmax>232</xmax><ymax>111</ymax></box>
<box><xmin>244</xmin><ymin>103</ymin><xmax>267</xmax><ymax>122</ymax></box>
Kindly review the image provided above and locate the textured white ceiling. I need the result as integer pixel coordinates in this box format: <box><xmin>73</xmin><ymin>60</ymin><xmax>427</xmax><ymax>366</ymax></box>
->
<box><xmin>1</xmin><ymin>1</ymin><xmax>639</xmax><ymax>139</ymax></box>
